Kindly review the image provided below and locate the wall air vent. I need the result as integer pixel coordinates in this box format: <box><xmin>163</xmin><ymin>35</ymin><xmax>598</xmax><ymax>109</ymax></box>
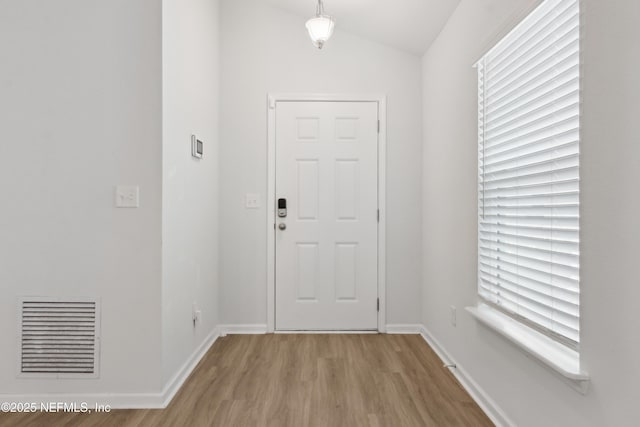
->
<box><xmin>20</xmin><ymin>298</ymin><xmax>100</xmax><ymax>378</ymax></box>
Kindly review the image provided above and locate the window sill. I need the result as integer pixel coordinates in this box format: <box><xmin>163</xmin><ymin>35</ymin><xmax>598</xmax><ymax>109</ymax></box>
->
<box><xmin>466</xmin><ymin>304</ymin><xmax>590</xmax><ymax>394</ymax></box>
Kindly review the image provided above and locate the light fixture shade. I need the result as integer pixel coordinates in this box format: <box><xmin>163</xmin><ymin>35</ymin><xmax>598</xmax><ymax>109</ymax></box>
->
<box><xmin>305</xmin><ymin>15</ymin><xmax>335</xmax><ymax>49</ymax></box>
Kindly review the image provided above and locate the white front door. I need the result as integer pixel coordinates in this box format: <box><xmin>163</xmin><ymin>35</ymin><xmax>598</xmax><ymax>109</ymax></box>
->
<box><xmin>275</xmin><ymin>101</ymin><xmax>379</xmax><ymax>330</ymax></box>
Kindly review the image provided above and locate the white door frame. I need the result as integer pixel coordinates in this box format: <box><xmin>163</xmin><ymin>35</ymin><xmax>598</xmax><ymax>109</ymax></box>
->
<box><xmin>266</xmin><ymin>93</ymin><xmax>387</xmax><ymax>333</ymax></box>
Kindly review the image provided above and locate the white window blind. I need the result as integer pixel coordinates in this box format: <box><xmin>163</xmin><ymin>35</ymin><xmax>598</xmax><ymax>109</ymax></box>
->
<box><xmin>477</xmin><ymin>0</ymin><xmax>580</xmax><ymax>348</ymax></box>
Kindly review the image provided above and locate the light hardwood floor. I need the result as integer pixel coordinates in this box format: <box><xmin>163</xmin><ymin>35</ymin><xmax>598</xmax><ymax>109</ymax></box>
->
<box><xmin>0</xmin><ymin>334</ymin><xmax>493</xmax><ymax>427</ymax></box>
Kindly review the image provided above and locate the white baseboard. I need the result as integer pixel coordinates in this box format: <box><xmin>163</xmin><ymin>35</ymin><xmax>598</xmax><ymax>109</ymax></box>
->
<box><xmin>160</xmin><ymin>326</ymin><xmax>221</xmax><ymax>407</ymax></box>
<box><xmin>219</xmin><ymin>324</ymin><xmax>268</xmax><ymax>335</ymax></box>
<box><xmin>418</xmin><ymin>325</ymin><xmax>514</xmax><ymax>427</ymax></box>
<box><xmin>274</xmin><ymin>330</ymin><xmax>378</xmax><ymax>334</ymax></box>
<box><xmin>0</xmin><ymin>326</ymin><xmax>222</xmax><ymax>410</ymax></box>
<box><xmin>385</xmin><ymin>324</ymin><xmax>422</xmax><ymax>334</ymax></box>
<box><xmin>221</xmin><ymin>324</ymin><xmax>422</xmax><ymax>334</ymax></box>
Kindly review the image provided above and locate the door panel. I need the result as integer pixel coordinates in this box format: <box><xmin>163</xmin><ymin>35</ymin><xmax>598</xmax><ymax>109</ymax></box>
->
<box><xmin>335</xmin><ymin>159</ymin><xmax>359</xmax><ymax>220</ymax></box>
<box><xmin>275</xmin><ymin>101</ymin><xmax>378</xmax><ymax>330</ymax></box>
<box><xmin>296</xmin><ymin>160</ymin><xmax>319</xmax><ymax>220</ymax></box>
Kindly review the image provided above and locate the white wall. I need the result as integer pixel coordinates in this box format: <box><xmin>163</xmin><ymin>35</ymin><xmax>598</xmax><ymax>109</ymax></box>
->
<box><xmin>219</xmin><ymin>0</ymin><xmax>423</xmax><ymax>326</ymax></box>
<box><xmin>161</xmin><ymin>0</ymin><xmax>221</xmax><ymax>384</ymax></box>
<box><xmin>421</xmin><ymin>0</ymin><xmax>640</xmax><ymax>425</ymax></box>
<box><xmin>0</xmin><ymin>0</ymin><xmax>163</xmax><ymax>395</ymax></box>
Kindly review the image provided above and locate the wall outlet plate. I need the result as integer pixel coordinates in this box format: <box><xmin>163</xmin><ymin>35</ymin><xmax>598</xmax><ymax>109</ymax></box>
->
<box><xmin>115</xmin><ymin>185</ymin><xmax>139</xmax><ymax>208</ymax></box>
<box><xmin>192</xmin><ymin>303</ymin><xmax>201</xmax><ymax>323</ymax></box>
<box><xmin>450</xmin><ymin>306</ymin><xmax>457</xmax><ymax>327</ymax></box>
<box><xmin>245</xmin><ymin>193</ymin><xmax>261</xmax><ymax>209</ymax></box>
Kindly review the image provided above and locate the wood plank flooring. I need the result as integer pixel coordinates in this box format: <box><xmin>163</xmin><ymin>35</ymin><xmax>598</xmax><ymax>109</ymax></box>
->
<box><xmin>0</xmin><ymin>334</ymin><xmax>493</xmax><ymax>427</ymax></box>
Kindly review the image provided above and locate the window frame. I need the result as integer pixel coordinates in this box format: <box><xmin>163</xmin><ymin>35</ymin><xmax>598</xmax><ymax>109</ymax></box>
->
<box><xmin>475</xmin><ymin>0</ymin><xmax>582</xmax><ymax>352</ymax></box>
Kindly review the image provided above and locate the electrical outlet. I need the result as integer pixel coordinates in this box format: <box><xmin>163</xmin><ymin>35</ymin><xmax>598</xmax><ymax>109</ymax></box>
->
<box><xmin>192</xmin><ymin>303</ymin><xmax>201</xmax><ymax>324</ymax></box>
<box><xmin>450</xmin><ymin>306</ymin><xmax>457</xmax><ymax>327</ymax></box>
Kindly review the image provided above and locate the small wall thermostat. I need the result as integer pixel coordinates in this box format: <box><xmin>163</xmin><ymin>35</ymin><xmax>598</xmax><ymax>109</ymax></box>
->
<box><xmin>191</xmin><ymin>135</ymin><xmax>203</xmax><ymax>159</ymax></box>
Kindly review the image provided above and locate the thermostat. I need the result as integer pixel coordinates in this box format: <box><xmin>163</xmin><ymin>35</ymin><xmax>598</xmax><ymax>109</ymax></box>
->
<box><xmin>191</xmin><ymin>135</ymin><xmax>203</xmax><ymax>159</ymax></box>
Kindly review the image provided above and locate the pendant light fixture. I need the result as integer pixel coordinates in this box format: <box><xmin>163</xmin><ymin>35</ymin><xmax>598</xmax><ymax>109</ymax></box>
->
<box><xmin>305</xmin><ymin>0</ymin><xmax>335</xmax><ymax>49</ymax></box>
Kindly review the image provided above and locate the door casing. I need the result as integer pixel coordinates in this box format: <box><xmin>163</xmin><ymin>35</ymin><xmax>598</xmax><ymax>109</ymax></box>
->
<box><xmin>266</xmin><ymin>93</ymin><xmax>387</xmax><ymax>333</ymax></box>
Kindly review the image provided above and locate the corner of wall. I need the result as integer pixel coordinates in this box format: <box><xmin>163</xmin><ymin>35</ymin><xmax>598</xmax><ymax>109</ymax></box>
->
<box><xmin>161</xmin><ymin>0</ymin><xmax>222</xmax><ymax>388</ymax></box>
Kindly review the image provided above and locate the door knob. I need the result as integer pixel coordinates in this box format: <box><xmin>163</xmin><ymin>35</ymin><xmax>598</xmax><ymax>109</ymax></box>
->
<box><xmin>278</xmin><ymin>223</ymin><xmax>287</xmax><ymax>230</ymax></box>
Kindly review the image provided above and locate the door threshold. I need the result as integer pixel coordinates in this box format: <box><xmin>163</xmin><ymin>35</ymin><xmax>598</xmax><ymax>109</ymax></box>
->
<box><xmin>274</xmin><ymin>330</ymin><xmax>379</xmax><ymax>334</ymax></box>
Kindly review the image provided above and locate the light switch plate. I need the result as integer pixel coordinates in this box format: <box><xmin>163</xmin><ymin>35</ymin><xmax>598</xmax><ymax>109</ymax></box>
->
<box><xmin>245</xmin><ymin>193</ymin><xmax>260</xmax><ymax>209</ymax></box>
<box><xmin>115</xmin><ymin>185</ymin><xmax>139</xmax><ymax>208</ymax></box>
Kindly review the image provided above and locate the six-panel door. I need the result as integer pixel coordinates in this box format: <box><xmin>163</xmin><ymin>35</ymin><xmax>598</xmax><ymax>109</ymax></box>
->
<box><xmin>275</xmin><ymin>101</ymin><xmax>379</xmax><ymax>330</ymax></box>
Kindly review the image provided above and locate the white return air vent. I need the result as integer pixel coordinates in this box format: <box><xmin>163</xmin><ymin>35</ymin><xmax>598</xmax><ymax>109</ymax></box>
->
<box><xmin>19</xmin><ymin>298</ymin><xmax>100</xmax><ymax>378</ymax></box>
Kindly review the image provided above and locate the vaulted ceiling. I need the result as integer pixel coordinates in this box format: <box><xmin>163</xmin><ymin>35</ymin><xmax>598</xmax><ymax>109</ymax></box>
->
<box><xmin>262</xmin><ymin>0</ymin><xmax>461</xmax><ymax>55</ymax></box>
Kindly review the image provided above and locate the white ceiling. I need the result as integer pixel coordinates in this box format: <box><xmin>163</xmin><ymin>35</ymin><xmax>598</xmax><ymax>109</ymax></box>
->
<box><xmin>262</xmin><ymin>0</ymin><xmax>461</xmax><ymax>55</ymax></box>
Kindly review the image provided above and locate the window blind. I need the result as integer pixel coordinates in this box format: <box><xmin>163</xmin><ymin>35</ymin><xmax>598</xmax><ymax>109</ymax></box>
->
<box><xmin>477</xmin><ymin>0</ymin><xmax>580</xmax><ymax>348</ymax></box>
